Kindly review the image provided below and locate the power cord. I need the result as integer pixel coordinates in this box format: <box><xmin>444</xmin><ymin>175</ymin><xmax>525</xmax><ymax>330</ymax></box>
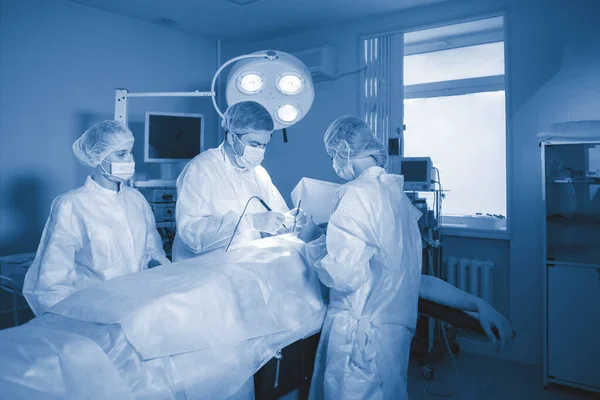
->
<box><xmin>424</xmin><ymin>324</ymin><xmax>460</xmax><ymax>398</ymax></box>
<box><xmin>225</xmin><ymin>196</ymin><xmax>263</xmax><ymax>252</ymax></box>
<box><xmin>432</xmin><ymin>167</ymin><xmax>444</xmax><ymax>237</ymax></box>
<box><xmin>224</xmin><ymin>196</ymin><xmax>289</xmax><ymax>252</ymax></box>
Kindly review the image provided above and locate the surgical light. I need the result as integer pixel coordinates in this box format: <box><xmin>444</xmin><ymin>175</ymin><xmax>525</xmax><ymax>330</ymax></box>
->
<box><xmin>237</xmin><ymin>73</ymin><xmax>264</xmax><ymax>94</ymax></box>
<box><xmin>277</xmin><ymin>104</ymin><xmax>300</xmax><ymax>124</ymax></box>
<box><xmin>116</xmin><ymin>49</ymin><xmax>315</xmax><ymax>146</ymax></box>
<box><xmin>223</xmin><ymin>50</ymin><xmax>314</xmax><ymax>131</ymax></box>
<box><xmin>277</xmin><ymin>74</ymin><xmax>304</xmax><ymax>95</ymax></box>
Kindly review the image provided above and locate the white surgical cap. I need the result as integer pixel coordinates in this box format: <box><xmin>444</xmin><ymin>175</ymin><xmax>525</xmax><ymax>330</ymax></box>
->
<box><xmin>72</xmin><ymin>120</ymin><xmax>134</xmax><ymax>167</ymax></box>
<box><xmin>221</xmin><ymin>101</ymin><xmax>275</xmax><ymax>135</ymax></box>
<box><xmin>324</xmin><ymin>116</ymin><xmax>388</xmax><ymax>168</ymax></box>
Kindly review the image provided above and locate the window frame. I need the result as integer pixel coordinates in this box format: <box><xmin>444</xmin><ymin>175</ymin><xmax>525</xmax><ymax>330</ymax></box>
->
<box><xmin>359</xmin><ymin>12</ymin><xmax>512</xmax><ymax>238</ymax></box>
<box><xmin>402</xmin><ymin>16</ymin><xmax>510</xmax><ymax>237</ymax></box>
<box><xmin>404</xmin><ymin>74</ymin><xmax>504</xmax><ymax>99</ymax></box>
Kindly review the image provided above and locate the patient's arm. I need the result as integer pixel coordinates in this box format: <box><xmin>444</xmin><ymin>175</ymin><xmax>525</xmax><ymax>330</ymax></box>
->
<box><xmin>419</xmin><ymin>275</ymin><xmax>479</xmax><ymax>311</ymax></box>
<box><xmin>420</xmin><ymin>275</ymin><xmax>513</xmax><ymax>351</ymax></box>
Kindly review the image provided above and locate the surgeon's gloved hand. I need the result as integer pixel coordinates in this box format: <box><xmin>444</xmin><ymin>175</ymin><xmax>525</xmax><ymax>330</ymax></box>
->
<box><xmin>305</xmin><ymin>234</ymin><xmax>327</xmax><ymax>265</ymax></box>
<box><xmin>247</xmin><ymin>211</ymin><xmax>286</xmax><ymax>235</ymax></box>
<box><xmin>284</xmin><ymin>207</ymin><xmax>307</xmax><ymax>232</ymax></box>
<box><xmin>475</xmin><ymin>299</ymin><xmax>514</xmax><ymax>352</ymax></box>
<box><xmin>298</xmin><ymin>220</ymin><xmax>325</xmax><ymax>243</ymax></box>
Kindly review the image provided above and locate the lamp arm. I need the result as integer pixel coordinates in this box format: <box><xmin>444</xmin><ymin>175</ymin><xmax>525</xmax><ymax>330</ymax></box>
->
<box><xmin>210</xmin><ymin>52</ymin><xmax>275</xmax><ymax>118</ymax></box>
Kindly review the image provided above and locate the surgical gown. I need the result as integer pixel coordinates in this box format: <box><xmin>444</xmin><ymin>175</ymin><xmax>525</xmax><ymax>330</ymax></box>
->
<box><xmin>308</xmin><ymin>166</ymin><xmax>422</xmax><ymax>400</ymax></box>
<box><xmin>173</xmin><ymin>143</ymin><xmax>289</xmax><ymax>261</ymax></box>
<box><xmin>23</xmin><ymin>176</ymin><xmax>169</xmax><ymax>316</ymax></box>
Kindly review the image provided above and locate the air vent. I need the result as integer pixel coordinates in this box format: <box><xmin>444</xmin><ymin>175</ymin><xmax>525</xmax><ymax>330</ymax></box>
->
<box><xmin>226</xmin><ymin>0</ymin><xmax>261</xmax><ymax>5</ymax></box>
<box><xmin>154</xmin><ymin>18</ymin><xmax>177</xmax><ymax>27</ymax></box>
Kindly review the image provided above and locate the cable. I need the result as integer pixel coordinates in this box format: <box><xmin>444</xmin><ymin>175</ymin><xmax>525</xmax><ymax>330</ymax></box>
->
<box><xmin>225</xmin><ymin>196</ymin><xmax>262</xmax><ymax>252</ymax></box>
<box><xmin>316</xmin><ymin>66</ymin><xmax>367</xmax><ymax>83</ymax></box>
<box><xmin>432</xmin><ymin>167</ymin><xmax>444</xmax><ymax>237</ymax></box>
<box><xmin>224</xmin><ymin>196</ymin><xmax>287</xmax><ymax>252</ymax></box>
<box><xmin>424</xmin><ymin>323</ymin><xmax>461</xmax><ymax>398</ymax></box>
<box><xmin>335</xmin><ymin>66</ymin><xmax>367</xmax><ymax>80</ymax></box>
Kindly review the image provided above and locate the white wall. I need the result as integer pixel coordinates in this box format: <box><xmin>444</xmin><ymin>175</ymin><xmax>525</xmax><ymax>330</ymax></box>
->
<box><xmin>224</xmin><ymin>0</ymin><xmax>600</xmax><ymax>366</ymax></box>
<box><xmin>0</xmin><ymin>0</ymin><xmax>218</xmax><ymax>255</ymax></box>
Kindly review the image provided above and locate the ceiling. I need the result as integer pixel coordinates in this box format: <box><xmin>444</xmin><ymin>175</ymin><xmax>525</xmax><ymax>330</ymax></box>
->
<box><xmin>68</xmin><ymin>0</ymin><xmax>451</xmax><ymax>41</ymax></box>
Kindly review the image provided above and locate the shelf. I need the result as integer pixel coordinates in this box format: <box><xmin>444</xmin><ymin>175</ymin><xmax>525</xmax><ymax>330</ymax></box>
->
<box><xmin>547</xmin><ymin>244</ymin><xmax>600</xmax><ymax>267</ymax></box>
<box><xmin>546</xmin><ymin>178</ymin><xmax>600</xmax><ymax>184</ymax></box>
<box><xmin>133</xmin><ymin>180</ymin><xmax>177</xmax><ymax>188</ymax></box>
<box><xmin>547</xmin><ymin>214</ymin><xmax>600</xmax><ymax>225</ymax></box>
<box><xmin>0</xmin><ymin>306</ymin><xmax>30</xmax><ymax>314</ymax></box>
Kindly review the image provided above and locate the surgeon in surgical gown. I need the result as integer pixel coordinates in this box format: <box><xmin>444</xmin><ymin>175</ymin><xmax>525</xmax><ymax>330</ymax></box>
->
<box><xmin>173</xmin><ymin>101</ymin><xmax>306</xmax><ymax>400</ymax></box>
<box><xmin>306</xmin><ymin>116</ymin><xmax>513</xmax><ymax>400</ymax></box>
<box><xmin>23</xmin><ymin>121</ymin><xmax>170</xmax><ymax>316</ymax></box>
<box><xmin>173</xmin><ymin>101</ymin><xmax>305</xmax><ymax>260</ymax></box>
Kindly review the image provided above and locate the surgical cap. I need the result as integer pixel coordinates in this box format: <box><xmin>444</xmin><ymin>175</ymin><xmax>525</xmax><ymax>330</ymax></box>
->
<box><xmin>324</xmin><ymin>116</ymin><xmax>388</xmax><ymax>168</ymax></box>
<box><xmin>221</xmin><ymin>101</ymin><xmax>274</xmax><ymax>135</ymax></box>
<box><xmin>72</xmin><ymin>120</ymin><xmax>134</xmax><ymax>167</ymax></box>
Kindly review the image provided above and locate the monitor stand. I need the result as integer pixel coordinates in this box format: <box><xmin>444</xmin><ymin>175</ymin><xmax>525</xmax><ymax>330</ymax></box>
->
<box><xmin>160</xmin><ymin>163</ymin><xmax>178</xmax><ymax>180</ymax></box>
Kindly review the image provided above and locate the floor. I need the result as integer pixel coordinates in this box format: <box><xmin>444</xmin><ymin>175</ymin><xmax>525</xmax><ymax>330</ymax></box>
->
<box><xmin>277</xmin><ymin>352</ymin><xmax>598</xmax><ymax>400</ymax></box>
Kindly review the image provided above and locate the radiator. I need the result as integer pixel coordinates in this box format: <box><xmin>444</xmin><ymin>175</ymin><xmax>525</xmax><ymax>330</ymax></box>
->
<box><xmin>443</xmin><ymin>257</ymin><xmax>494</xmax><ymax>304</ymax></box>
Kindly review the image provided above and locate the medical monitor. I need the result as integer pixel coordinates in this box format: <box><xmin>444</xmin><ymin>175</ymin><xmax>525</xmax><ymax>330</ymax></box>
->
<box><xmin>144</xmin><ymin>112</ymin><xmax>204</xmax><ymax>163</ymax></box>
<box><xmin>401</xmin><ymin>157</ymin><xmax>433</xmax><ymax>191</ymax></box>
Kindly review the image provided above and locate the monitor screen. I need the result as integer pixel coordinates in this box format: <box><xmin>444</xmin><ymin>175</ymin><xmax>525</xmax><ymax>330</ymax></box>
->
<box><xmin>401</xmin><ymin>160</ymin><xmax>428</xmax><ymax>182</ymax></box>
<box><xmin>145</xmin><ymin>112</ymin><xmax>203</xmax><ymax>162</ymax></box>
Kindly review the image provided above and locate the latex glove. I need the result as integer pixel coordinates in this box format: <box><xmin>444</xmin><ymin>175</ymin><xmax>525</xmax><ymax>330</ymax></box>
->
<box><xmin>476</xmin><ymin>299</ymin><xmax>514</xmax><ymax>351</ymax></box>
<box><xmin>284</xmin><ymin>207</ymin><xmax>307</xmax><ymax>232</ymax></box>
<box><xmin>298</xmin><ymin>220</ymin><xmax>325</xmax><ymax>243</ymax></box>
<box><xmin>305</xmin><ymin>234</ymin><xmax>327</xmax><ymax>265</ymax></box>
<box><xmin>247</xmin><ymin>211</ymin><xmax>286</xmax><ymax>234</ymax></box>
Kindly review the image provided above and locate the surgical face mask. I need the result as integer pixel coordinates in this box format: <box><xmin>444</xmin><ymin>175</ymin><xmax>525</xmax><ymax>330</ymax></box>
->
<box><xmin>100</xmin><ymin>160</ymin><xmax>135</xmax><ymax>182</ymax></box>
<box><xmin>333</xmin><ymin>154</ymin><xmax>355</xmax><ymax>181</ymax></box>
<box><xmin>230</xmin><ymin>133</ymin><xmax>265</xmax><ymax>169</ymax></box>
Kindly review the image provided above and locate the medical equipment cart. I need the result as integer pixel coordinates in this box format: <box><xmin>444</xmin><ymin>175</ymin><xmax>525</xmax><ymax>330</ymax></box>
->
<box><xmin>540</xmin><ymin>122</ymin><xmax>600</xmax><ymax>394</ymax></box>
<box><xmin>134</xmin><ymin>180</ymin><xmax>177</xmax><ymax>260</ymax></box>
<box><xmin>407</xmin><ymin>190</ymin><xmax>461</xmax><ymax>381</ymax></box>
<box><xmin>0</xmin><ymin>253</ymin><xmax>35</xmax><ymax>329</ymax></box>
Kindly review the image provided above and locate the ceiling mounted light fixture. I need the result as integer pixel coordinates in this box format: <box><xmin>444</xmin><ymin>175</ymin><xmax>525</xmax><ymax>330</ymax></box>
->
<box><xmin>224</xmin><ymin>50</ymin><xmax>314</xmax><ymax>130</ymax></box>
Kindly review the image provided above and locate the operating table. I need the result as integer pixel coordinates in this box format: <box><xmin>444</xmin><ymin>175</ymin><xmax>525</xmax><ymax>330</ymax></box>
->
<box><xmin>0</xmin><ymin>233</ymin><xmax>514</xmax><ymax>400</ymax></box>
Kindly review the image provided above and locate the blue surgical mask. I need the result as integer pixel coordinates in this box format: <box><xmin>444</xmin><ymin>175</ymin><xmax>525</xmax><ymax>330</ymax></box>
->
<box><xmin>230</xmin><ymin>133</ymin><xmax>265</xmax><ymax>169</ymax></box>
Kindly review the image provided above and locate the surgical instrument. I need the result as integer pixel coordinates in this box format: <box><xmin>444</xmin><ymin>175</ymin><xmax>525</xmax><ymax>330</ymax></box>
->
<box><xmin>292</xmin><ymin>200</ymin><xmax>302</xmax><ymax>232</ymax></box>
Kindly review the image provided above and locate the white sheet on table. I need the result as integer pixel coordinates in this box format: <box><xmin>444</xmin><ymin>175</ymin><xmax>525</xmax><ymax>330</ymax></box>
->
<box><xmin>49</xmin><ymin>235</ymin><xmax>325</xmax><ymax>361</ymax></box>
<box><xmin>15</xmin><ymin>294</ymin><xmax>323</xmax><ymax>399</ymax></box>
<box><xmin>2</xmin><ymin>235</ymin><xmax>324</xmax><ymax>399</ymax></box>
<box><xmin>0</xmin><ymin>323</ymin><xmax>133</xmax><ymax>400</ymax></box>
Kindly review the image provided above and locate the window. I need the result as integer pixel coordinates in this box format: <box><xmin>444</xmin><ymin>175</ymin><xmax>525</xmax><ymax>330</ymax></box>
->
<box><xmin>404</xmin><ymin>42</ymin><xmax>505</xmax><ymax>85</ymax></box>
<box><xmin>403</xmin><ymin>16</ymin><xmax>507</xmax><ymax>230</ymax></box>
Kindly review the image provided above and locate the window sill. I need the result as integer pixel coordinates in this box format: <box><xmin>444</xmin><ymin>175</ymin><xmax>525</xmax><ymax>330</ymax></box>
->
<box><xmin>441</xmin><ymin>226</ymin><xmax>510</xmax><ymax>240</ymax></box>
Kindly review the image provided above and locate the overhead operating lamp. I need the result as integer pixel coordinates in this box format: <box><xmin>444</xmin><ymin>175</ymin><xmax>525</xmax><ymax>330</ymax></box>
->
<box><xmin>114</xmin><ymin>50</ymin><xmax>314</xmax><ymax>143</ymax></box>
<box><xmin>221</xmin><ymin>50</ymin><xmax>314</xmax><ymax>136</ymax></box>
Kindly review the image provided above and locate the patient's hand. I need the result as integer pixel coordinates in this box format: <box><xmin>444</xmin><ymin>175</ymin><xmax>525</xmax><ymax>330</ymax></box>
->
<box><xmin>476</xmin><ymin>300</ymin><xmax>514</xmax><ymax>351</ymax></box>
